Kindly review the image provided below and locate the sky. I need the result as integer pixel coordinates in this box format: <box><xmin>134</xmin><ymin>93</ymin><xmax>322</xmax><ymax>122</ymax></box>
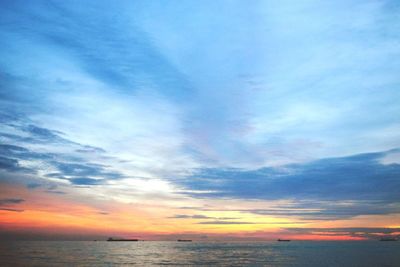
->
<box><xmin>0</xmin><ymin>0</ymin><xmax>399</xmax><ymax>241</ymax></box>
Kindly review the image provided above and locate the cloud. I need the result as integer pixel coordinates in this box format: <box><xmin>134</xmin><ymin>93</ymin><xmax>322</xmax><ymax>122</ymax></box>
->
<box><xmin>183</xmin><ymin>149</ymin><xmax>400</xmax><ymax>201</ymax></box>
<box><xmin>69</xmin><ymin>178</ymin><xmax>103</xmax><ymax>186</ymax></box>
<box><xmin>127</xmin><ymin>0</ymin><xmax>400</xmax><ymax>167</ymax></box>
<box><xmin>0</xmin><ymin>198</ymin><xmax>24</xmax><ymax>205</ymax></box>
<box><xmin>0</xmin><ymin>119</ymin><xmax>123</xmax><ymax>187</ymax></box>
<box><xmin>0</xmin><ymin>144</ymin><xmax>28</xmax><ymax>154</ymax></box>
<box><xmin>242</xmin><ymin>200</ymin><xmax>400</xmax><ymax>221</ymax></box>
<box><xmin>0</xmin><ymin>156</ymin><xmax>34</xmax><ymax>173</ymax></box>
<box><xmin>0</xmin><ymin>144</ymin><xmax>53</xmax><ymax>161</ymax></box>
<box><xmin>75</xmin><ymin>145</ymin><xmax>106</xmax><ymax>154</ymax></box>
<box><xmin>179</xmin><ymin>149</ymin><xmax>400</xmax><ymax>219</ymax></box>
<box><xmin>0</xmin><ymin>1</ymin><xmax>192</xmax><ymax>101</ymax></box>
<box><xmin>0</xmin><ymin>0</ymin><xmax>194</xmax><ymax>183</ymax></box>
<box><xmin>2</xmin><ymin>0</ymin><xmax>399</xmax><ymax>172</ymax></box>
<box><xmin>198</xmin><ymin>221</ymin><xmax>257</xmax><ymax>225</ymax></box>
<box><xmin>0</xmin><ymin>208</ymin><xmax>24</xmax><ymax>212</ymax></box>
<box><xmin>40</xmin><ymin>184</ymin><xmax>67</xmax><ymax>195</ymax></box>
<box><xmin>198</xmin><ymin>221</ymin><xmax>305</xmax><ymax>225</ymax></box>
<box><xmin>26</xmin><ymin>183</ymin><xmax>41</xmax><ymax>189</ymax></box>
<box><xmin>23</xmin><ymin>125</ymin><xmax>66</xmax><ymax>143</ymax></box>
<box><xmin>53</xmin><ymin>162</ymin><xmax>122</xmax><ymax>180</ymax></box>
<box><xmin>169</xmin><ymin>214</ymin><xmax>211</xmax><ymax>219</ymax></box>
<box><xmin>0</xmin><ymin>198</ymin><xmax>25</xmax><ymax>212</ymax></box>
<box><xmin>285</xmin><ymin>227</ymin><xmax>400</xmax><ymax>240</ymax></box>
<box><xmin>44</xmin><ymin>190</ymin><xmax>66</xmax><ymax>195</ymax></box>
<box><xmin>0</xmin><ymin>0</ymin><xmax>399</xmax><ymax>231</ymax></box>
<box><xmin>168</xmin><ymin>214</ymin><xmax>238</xmax><ymax>220</ymax></box>
<box><xmin>0</xmin><ymin>123</ymin><xmax>75</xmax><ymax>146</ymax></box>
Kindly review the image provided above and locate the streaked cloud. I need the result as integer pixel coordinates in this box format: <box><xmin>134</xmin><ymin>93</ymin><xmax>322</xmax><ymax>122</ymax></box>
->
<box><xmin>0</xmin><ymin>0</ymin><xmax>399</xmax><ymax>239</ymax></box>
<box><xmin>0</xmin><ymin>198</ymin><xmax>24</xmax><ymax>205</ymax></box>
<box><xmin>178</xmin><ymin>150</ymin><xmax>400</xmax><ymax>219</ymax></box>
<box><xmin>181</xmin><ymin>150</ymin><xmax>400</xmax><ymax>201</ymax></box>
<box><xmin>0</xmin><ymin>198</ymin><xmax>25</xmax><ymax>213</ymax></box>
<box><xmin>285</xmin><ymin>227</ymin><xmax>400</xmax><ymax>240</ymax></box>
<box><xmin>168</xmin><ymin>214</ymin><xmax>238</xmax><ymax>220</ymax></box>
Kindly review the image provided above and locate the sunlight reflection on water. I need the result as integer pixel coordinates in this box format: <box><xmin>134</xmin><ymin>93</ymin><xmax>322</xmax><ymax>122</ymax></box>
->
<box><xmin>1</xmin><ymin>241</ymin><xmax>399</xmax><ymax>266</ymax></box>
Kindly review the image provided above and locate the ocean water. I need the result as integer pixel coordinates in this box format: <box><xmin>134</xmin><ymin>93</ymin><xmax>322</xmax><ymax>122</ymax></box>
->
<box><xmin>0</xmin><ymin>241</ymin><xmax>399</xmax><ymax>266</ymax></box>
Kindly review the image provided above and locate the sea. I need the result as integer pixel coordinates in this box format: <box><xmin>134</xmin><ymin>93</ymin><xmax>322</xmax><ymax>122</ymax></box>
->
<box><xmin>0</xmin><ymin>241</ymin><xmax>399</xmax><ymax>266</ymax></box>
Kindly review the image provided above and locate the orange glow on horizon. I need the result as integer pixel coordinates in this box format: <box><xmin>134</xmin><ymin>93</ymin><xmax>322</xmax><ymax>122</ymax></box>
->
<box><xmin>0</xmin><ymin>182</ymin><xmax>397</xmax><ymax>240</ymax></box>
<box><xmin>287</xmin><ymin>235</ymin><xmax>366</xmax><ymax>241</ymax></box>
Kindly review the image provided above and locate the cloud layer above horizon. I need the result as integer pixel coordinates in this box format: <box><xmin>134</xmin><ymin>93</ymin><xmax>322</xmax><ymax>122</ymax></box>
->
<box><xmin>0</xmin><ymin>0</ymin><xmax>400</xmax><ymax>237</ymax></box>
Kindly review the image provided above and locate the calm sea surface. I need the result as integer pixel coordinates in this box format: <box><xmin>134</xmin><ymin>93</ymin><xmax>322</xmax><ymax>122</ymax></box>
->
<box><xmin>0</xmin><ymin>241</ymin><xmax>399</xmax><ymax>266</ymax></box>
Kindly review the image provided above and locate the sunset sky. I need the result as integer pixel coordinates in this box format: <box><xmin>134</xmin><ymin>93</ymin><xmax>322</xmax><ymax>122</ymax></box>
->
<box><xmin>1</xmin><ymin>0</ymin><xmax>399</xmax><ymax>241</ymax></box>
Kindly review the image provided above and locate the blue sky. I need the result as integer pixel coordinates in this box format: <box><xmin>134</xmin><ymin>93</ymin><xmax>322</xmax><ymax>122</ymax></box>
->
<box><xmin>0</xmin><ymin>0</ymin><xmax>400</xmax><ymax>234</ymax></box>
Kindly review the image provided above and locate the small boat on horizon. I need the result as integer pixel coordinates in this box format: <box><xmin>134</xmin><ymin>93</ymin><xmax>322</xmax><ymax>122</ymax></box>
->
<box><xmin>177</xmin><ymin>239</ymin><xmax>192</xmax><ymax>242</ymax></box>
<box><xmin>277</xmin><ymin>239</ymin><xmax>291</xmax><ymax>242</ymax></box>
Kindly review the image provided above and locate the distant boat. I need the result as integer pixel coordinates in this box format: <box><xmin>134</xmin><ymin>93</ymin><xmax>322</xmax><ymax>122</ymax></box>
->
<box><xmin>380</xmin><ymin>237</ymin><xmax>397</xmax><ymax>241</ymax></box>
<box><xmin>277</xmin><ymin>239</ymin><xmax>291</xmax><ymax>242</ymax></box>
<box><xmin>107</xmin><ymin>237</ymin><xmax>138</xmax><ymax>242</ymax></box>
<box><xmin>177</xmin><ymin>239</ymin><xmax>192</xmax><ymax>242</ymax></box>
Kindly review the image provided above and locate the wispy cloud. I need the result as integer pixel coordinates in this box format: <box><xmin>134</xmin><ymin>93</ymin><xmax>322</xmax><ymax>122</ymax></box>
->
<box><xmin>0</xmin><ymin>122</ymin><xmax>124</xmax><ymax>187</ymax></box>
<box><xmin>179</xmin><ymin>150</ymin><xmax>400</xmax><ymax>219</ymax></box>
<box><xmin>0</xmin><ymin>208</ymin><xmax>24</xmax><ymax>212</ymax></box>
<box><xmin>198</xmin><ymin>221</ymin><xmax>259</xmax><ymax>225</ymax></box>
<box><xmin>0</xmin><ymin>0</ymin><xmax>399</xmax><ymax>236</ymax></box>
<box><xmin>0</xmin><ymin>198</ymin><xmax>24</xmax><ymax>205</ymax></box>
<box><xmin>198</xmin><ymin>221</ymin><xmax>305</xmax><ymax>225</ymax></box>
<box><xmin>285</xmin><ymin>227</ymin><xmax>400</xmax><ymax>240</ymax></box>
<box><xmin>0</xmin><ymin>198</ymin><xmax>25</xmax><ymax>212</ymax></box>
<box><xmin>182</xmin><ymin>150</ymin><xmax>400</xmax><ymax>200</ymax></box>
<box><xmin>168</xmin><ymin>214</ymin><xmax>238</xmax><ymax>220</ymax></box>
<box><xmin>241</xmin><ymin>200</ymin><xmax>400</xmax><ymax>221</ymax></box>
